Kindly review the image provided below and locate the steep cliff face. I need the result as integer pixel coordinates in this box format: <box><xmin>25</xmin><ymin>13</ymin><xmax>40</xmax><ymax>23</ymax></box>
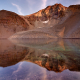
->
<box><xmin>0</xmin><ymin>10</ymin><xmax>32</xmax><ymax>38</ymax></box>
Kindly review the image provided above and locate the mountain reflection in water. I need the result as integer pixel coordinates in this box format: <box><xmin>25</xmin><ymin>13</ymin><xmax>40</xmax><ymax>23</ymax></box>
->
<box><xmin>0</xmin><ymin>39</ymin><xmax>80</xmax><ymax>80</ymax></box>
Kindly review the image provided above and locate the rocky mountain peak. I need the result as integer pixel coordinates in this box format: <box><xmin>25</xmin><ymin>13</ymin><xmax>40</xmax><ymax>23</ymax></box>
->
<box><xmin>68</xmin><ymin>5</ymin><xmax>80</xmax><ymax>12</ymax></box>
<box><xmin>26</xmin><ymin>3</ymin><xmax>67</xmax><ymax>23</ymax></box>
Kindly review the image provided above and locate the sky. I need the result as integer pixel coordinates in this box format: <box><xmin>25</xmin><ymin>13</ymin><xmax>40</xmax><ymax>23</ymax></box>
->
<box><xmin>0</xmin><ymin>0</ymin><xmax>80</xmax><ymax>15</ymax></box>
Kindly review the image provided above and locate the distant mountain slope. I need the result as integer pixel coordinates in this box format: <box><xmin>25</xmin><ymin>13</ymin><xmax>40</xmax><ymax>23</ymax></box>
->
<box><xmin>0</xmin><ymin>4</ymin><xmax>80</xmax><ymax>38</ymax></box>
<box><xmin>9</xmin><ymin>4</ymin><xmax>80</xmax><ymax>39</ymax></box>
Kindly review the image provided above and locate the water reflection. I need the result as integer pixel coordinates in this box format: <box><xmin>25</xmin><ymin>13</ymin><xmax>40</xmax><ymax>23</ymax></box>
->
<box><xmin>0</xmin><ymin>39</ymin><xmax>80</xmax><ymax>80</ymax></box>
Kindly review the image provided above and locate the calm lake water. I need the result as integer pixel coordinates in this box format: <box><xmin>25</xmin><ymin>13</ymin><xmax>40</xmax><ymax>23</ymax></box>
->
<box><xmin>0</xmin><ymin>39</ymin><xmax>80</xmax><ymax>80</ymax></box>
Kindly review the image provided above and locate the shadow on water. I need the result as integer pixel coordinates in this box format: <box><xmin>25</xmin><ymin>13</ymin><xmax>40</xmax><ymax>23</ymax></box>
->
<box><xmin>0</xmin><ymin>39</ymin><xmax>80</xmax><ymax>80</ymax></box>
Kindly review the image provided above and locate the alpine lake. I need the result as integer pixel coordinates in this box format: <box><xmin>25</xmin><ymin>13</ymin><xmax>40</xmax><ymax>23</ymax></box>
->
<box><xmin>0</xmin><ymin>39</ymin><xmax>80</xmax><ymax>80</ymax></box>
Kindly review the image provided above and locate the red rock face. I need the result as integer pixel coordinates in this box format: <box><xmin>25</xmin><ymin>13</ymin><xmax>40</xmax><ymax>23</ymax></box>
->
<box><xmin>68</xmin><ymin>5</ymin><xmax>80</xmax><ymax>12</ymax></box>
<box><xmin>23</xmin><ymin>4</ymin><xmax>80</xmax><ymax>29</ymax></box>
<box><xmin>24</xmin><ymin>4</ymin><xmax>67</xmax><ymax>26</ymax></box>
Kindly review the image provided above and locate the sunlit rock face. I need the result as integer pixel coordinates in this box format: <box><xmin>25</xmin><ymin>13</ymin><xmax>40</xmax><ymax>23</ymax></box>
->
<box><xmin>23</xmin><ymin>3</ymin><xmax>68</xmax><ymax>28</ymax></box>
<box><xmin>25</xmin><ymin>3</ymin><xmax>67</xmax><ymax>21</ymax></box>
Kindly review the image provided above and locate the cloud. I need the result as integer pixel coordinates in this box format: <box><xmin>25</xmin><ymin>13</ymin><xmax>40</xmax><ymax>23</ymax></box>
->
<box><xmin>41</xmin><ymin>0</ymin><xmax>47</xmax><ymax>9</ymax></box>
<box><xmin>12</xmin><ymin>3</ymin><xmax>24</xmax><ymax>15</ymax></box>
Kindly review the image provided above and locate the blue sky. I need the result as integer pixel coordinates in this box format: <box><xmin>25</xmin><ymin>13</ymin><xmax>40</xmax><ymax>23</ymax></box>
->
<box><xmin>0</xmin><ymin>0</ymin><xmax>80</xmax><ymax>15</ymax></box>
